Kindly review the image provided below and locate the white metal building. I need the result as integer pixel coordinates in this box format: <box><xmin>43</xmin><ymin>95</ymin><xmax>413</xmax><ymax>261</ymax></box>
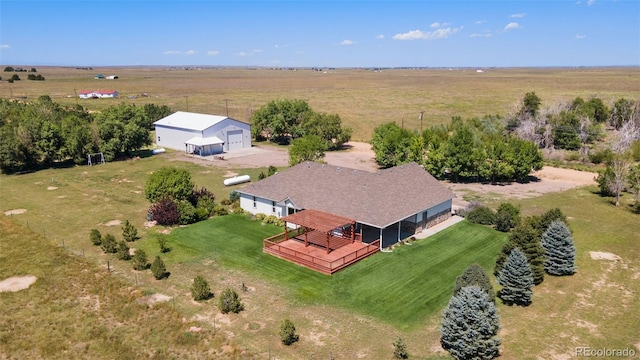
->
<box><xmin>153</xmin><ymin>111</ymin><xmax>251</xmax><ymax>155</ymax></box>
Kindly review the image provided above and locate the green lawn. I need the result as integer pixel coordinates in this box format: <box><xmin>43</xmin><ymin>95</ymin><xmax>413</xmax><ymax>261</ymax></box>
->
<box><xmin>139</xmin><ymin>215</ymin><xmax>508</xmax><ymax>329</ymax></box>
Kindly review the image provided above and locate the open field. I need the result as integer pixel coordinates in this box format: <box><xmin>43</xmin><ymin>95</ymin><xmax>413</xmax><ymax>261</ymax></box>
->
<box><xmin>2</xmin><ymin>66</ymin><xmax>639</xmax><ymax>140</ymax></box>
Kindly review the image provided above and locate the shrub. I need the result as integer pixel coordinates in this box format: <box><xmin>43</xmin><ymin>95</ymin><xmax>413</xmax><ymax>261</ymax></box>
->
<box><xmin>131</xmin><ymin>249</ymin><xmax>149</xmax><ymax>270</ymax></box>
<box><xmin>191</xmin><ymin>275</ymin><xmax>212</xmax><ymax>301</ymax></box>
<box><xmin>151</xmin><ymin>256</ymin><xmax>168</xmax><ymax>280</ymax></box>
<box><xmin>149</xmin><ymin>198</ymin><xmax>180</xmax><ymax>226</ymax></box>
<box><xmin>100</xmin><ymin>234</ymin><xmax>117</xmax><ymax>253</ymax></box>
<box><xmin>588</xmin><ymin>148</ymin><xmax>613</xmax><ymax>164</ymax></box>
<box><xmin>90</xmin><ymin>228</ymin><xmax>102</xmax><ymax>246</ymax></box>
<box><xmin>144</xmin><ymin>167</ymin><xmax>194</xmax><ymax>203</ymax></box>
<box><xmin>466</xmin><ymin>206</ymin><xmax>496</xmax><ymax>225</ymax></box>
<box><xmin>157</xmin><ymin>235</ymin><xmax>170</xmax><ymax>253</ymax></box>
<box><xmin>392</xmin><ymin>337</ymin><xmax>408</xmax><ymax>359</ymax></box>
<box><xmin>232</xmin><ymin>207</ymin><xmax>245</xmax><ymax>214</ymax></box>
<box><xmin>267</xmin><ymin>165</ymin><xmax>278</xmax><ymax>176</ymax></box>
<box><xmin>254</xmin><ymin>213</ymin><xmax>266</xmax><ymax>222</ymax></box>
<box><xmin>494</xmin><ymin>202</ymin><xmax>521</xmax><ymax>232</ymax></box>
<box><xmin>116</xmin><ymin>241</ymin><xmax>131</xmax><ymax>260</ymax></box>
<box><xmin>213</xmin><ymin>204</ymin><xmax>228</xmax><ymax>216</ymax></box>
<box><xmin>177</xmin><ymin>200</ymin><xmax>197</xmax><ymax>225</ymax></box>
<box><xmin>258</xmin><ymin>171</ymin><xmax>266</xmax><ymax>180</ymax></box>
<box><xmin>229</xmin><ymin>190</ymin><xmax>240</xmax><ymax>202</ymax></box>
<box><xmin>218</xmin><ymin>287</ymin><xmax>244</xmax><ymax>314</ymax></box>
<box><xmin>220</xmin><ymin>199</ymin><xmax>232</xmax><ymax>206</ymax></box>
<box><xmin>279</xmin><ymin>319</ymin><xmax>299</xmax><ymax>346</ymax></box>
<box><xmin>122</xmin><ymin>220</ymin><xmax>140</xmax><ymax>242</ymax></box>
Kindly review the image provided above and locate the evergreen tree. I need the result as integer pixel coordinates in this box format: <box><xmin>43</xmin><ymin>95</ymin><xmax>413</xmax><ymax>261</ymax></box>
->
<box><xmin>150</xmin><ymin>256</ymin><xmax>168</xmax><ymax>279</ymax></box>
<box><xmin>100</xmin><ymin>233</ymin><xmax>117</xmax><ymax>253</ymax></box>
<box><xmin>122</xmin><ymin>220</ymin><xmax>140</xmax><ymax>242</ymax></box>
<box><xmin>116</xmin><ymin>240</ymin><xmax>131</xmax><ymax>260</ymax></box>
<box><xmin>131</xmin><ymin>249</ymin><xmax>149</xmax><ymax>270</ymax></box>
<box><xmin>191</xmin><ymin>275</ymin><xmax>212</xmax><ymax>301</ymax></box>
<box><xmin>392</xmin><ymin>337</ymin><xmax>409</xmax><ymax>359</ymax></box>
<box><xmin>279</xmin><ymin>319</ymin><xmax>299</xmax><ymax>346</ymax></box>
<box><xmin>218</xmin><ymin>287</ymin><xmax>244</xmax><ymax>314</ymax></box>
<box><xmin>89</xmin><ymin>228</ymin><xmax>102</xmax><ymax>246</ymax></box>
<box><xmin>541</xmin><ymin>220</ymin><xmax>576</xmax><ymax>276</ymax></box>
<box><xmin>497</xmin><ymin>248</ymin><xmax>534</xmax><ymax>306</ymax></box>
<box><xmin>441</xmin><ymin>285</ymin><xmax>500</xmax><ymax>360</ymax></box>
<box><xmin>453</xmin><ymin>263</ymin><xmax>495</xmax><ymax>302</ymax></box>
<box><xmin>494</xmin><ymin>222</ymin><xmax>545</xmax><ymax>285</ymax></box>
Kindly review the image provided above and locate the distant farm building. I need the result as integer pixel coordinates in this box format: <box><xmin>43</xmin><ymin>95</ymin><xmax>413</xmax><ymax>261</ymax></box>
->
<box><xmin>106</xmin><ymin>75</ymin><xmax>118</xmax><ymax>80</ymax></box>
<box><xmin>94</xmin><ymin>74</ymin><xmax>105</xmax><ymax>79</ymax></box>
<box><xmin>153</xmin><ymin>111</ymin><xmax>252</xmax><ymax>156</ymax></box>
<box><xmin>78</xmin><ymin>90</ymin><xmax>118</xmax><ymax>99</ymax></box>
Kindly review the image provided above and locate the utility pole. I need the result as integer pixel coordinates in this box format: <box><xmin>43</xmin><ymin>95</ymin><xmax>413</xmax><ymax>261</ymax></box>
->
<box><xmin>419</xmin><ymin>110</ymin><xmax>425</xmax><ymax>132</ymax></box>
<box><xmin>224</xmin><ymin>98</ymin><xmax>231</xmax><ymax>117</ymax></box>
<box><xmin>74</xmin><ymin>88</ymin><xmax>78</xmax><ymax>105</ymax></box>
<box><xmin>184</xmin><ymin>95</ymin><xmax>189</xmax><ymax>111</ymax></box>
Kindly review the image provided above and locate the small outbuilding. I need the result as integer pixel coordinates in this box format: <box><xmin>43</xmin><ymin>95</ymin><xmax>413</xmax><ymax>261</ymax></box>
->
<box><xmin>153</xmin><ymin>111</ymin><xmax>251</xmax><ymax>155</ymax></box>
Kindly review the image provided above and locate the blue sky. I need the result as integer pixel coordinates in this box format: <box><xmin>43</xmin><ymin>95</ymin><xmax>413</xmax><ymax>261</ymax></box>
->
<box><xmin>1</xmin><ymin>1</ymin><xmax>638</xmax><ymax>67</ymax></box>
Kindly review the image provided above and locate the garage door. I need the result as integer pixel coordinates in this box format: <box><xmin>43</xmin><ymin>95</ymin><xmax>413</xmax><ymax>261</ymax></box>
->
<box><xmin>227</xmin><ymin>130</ymin><xmax>243</xmax><ymax>151</ymax></box>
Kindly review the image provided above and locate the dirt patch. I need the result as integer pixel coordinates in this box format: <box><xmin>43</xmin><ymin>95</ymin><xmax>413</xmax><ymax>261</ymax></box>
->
<box><xmin>589</xmin><ymin>251</ymin><xmax>621</xmax><ymax>261</ymax></box>
<box><xmin>144</xmin><ymin>221</ymin><xmax>157</xmax><ymax>228</ymax></box>
<box><xmin>0</xmin><ymin>275</ymin><xmax>37</xmax><ymax>292</ymax></box>
<box><xmin>223</xmin><ymin>170</ymin><xmax>239</xmax><ymax>178</ymax></box>
<box><xmin>103</xmin><ymin>220</ymin><xmax>122</xmax><ymax>226</ymax></box>
<box><xmin>138</xmin><ymin>293</ymin><xmax>172</xmax><ymax>306</ymax></box>
<box><xmin>47</xmin><ymin>186</ymin><xmax>58</xmax><ymax>190</ymax></box>
<box><xmin>4</xmin><ymin>209</ymin><xmax>27</xmax><ymax>216</ymax></box>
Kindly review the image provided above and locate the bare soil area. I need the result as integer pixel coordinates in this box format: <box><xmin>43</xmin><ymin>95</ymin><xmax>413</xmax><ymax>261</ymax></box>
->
<box><xmin>0</xmin><ymin>275</ymin><xmax>37</xmax><ymax>292</ymax></box>
<box><xmin>4</xmin><ymin>209</ymin><xmax>27</xmax><ymax>216</ymax></box>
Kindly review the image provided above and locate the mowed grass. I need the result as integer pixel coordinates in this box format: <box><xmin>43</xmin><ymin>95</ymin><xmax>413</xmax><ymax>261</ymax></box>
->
<box><xmin>138</xmin><ymin>215</ymin><xmax>507</xmax><ymax>330</ymax></box>
<box><xmin>0</xmin><ymin>217</ymin><xmax>245</xmax><ymax>360</ymax></box>
<box><xmin>4</xmin><ymin>66</ymin><xmax>639</xmax><ymax>141</ymax></box>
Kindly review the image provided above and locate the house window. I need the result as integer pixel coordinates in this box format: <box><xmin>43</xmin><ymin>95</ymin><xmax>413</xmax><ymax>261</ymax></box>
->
<box><xmin>157</xmin><ymin>136</ymin><xmax>161</xmax><ymax>142</ymax></box>
<box><xmin>272</xmin><ymin>201</ymin><xmax>276</xmax><ymax>213</ymax></box>
<box><xmin>253</xmin><ymin>196</ymin><xmax>256</xmax><ymax>208</ymax></box>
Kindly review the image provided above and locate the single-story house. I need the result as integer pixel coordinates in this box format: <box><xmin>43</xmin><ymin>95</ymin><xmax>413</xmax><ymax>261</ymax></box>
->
<box><xmin>153</xmin><ymin>111</ymin><xmax>251</xmax><ymax>155</ymax></box>
<box><xmin>237</xmin><ymin>161</ymin><xmax>455</xmax><ymax>249</ymax></box>
<box><xmin>78</xmin><ymin>90</ymin><xmax>118</xmax><ymax>99</ymax></box>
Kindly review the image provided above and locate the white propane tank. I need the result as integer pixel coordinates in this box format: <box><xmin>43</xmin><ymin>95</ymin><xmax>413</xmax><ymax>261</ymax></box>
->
<box><xmin>152</xmin><ymin>148</ymin><xmax>166</xmax><ymax>155</ymax></box>
<box><xmin>223</xmin><ymin>175</ymin><xmax>250</xmax><ymax>186</ymax></box>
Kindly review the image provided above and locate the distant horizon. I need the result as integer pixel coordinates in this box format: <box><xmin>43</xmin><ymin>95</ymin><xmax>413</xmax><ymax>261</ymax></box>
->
<box><xmin>1</xmin><ymin>1</ymin><xmax>638</xmax><ymax>68</ymax></box>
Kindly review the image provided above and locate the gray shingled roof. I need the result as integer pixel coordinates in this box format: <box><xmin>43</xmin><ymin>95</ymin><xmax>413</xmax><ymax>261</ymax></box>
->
<box><xmin>238</xmin><ymin>162</ymin><xmax>455</xmax><ymax>228</ymax></box>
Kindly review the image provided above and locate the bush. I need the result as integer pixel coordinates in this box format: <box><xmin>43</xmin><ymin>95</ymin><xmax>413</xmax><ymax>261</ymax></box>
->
<box><xmin>254</xmin><ymin>213</ymin><xmax>266</xmax><ymax>222</ymax></box>
<box><xmin>100</xmin><ymin>234</ymin><xmax>117</xmax><ymax>253</ymax></box>
<box><xmin>149</xmin><ymin>198</ymin><xmax>180</xmax><ymax>226</ymax></box>
<box><xmin>229</xmin><ymin>190</ymin><xmax>240</xmax><ymax>202</ymax></box>
<box><xmin>213</xmin><ymin>204</ymin><xmax>228</xmax><ymax>216</ymax></box>
<box><xmin>131</xmin><ymin>249</ymin><xmax>149</xmax><ymax>270</ymax></box>
<box><xmin>494</xmin><ymin>202</ymin><xmax>521</xmax><ymax>232</ymax></box>
<box><xmin>258</xmin><ymin>171</ymin><xmax>266</xmax><ymax>180</ymax></box>
<box><xmin>157</xmin><ymin>235</ymin><xmax>170</xmax><ymax>253</ymax></box>
<box><xmin>122</xmin><ymin>220</ymin><xmax>140</xmax><ymax>242</ymax></box>
<box><xmin>279</xmin><ymin>319</ymin><xmax>299</xmax><ymax>345</ymax></box>
<box><xmin>151</xmin><ymin>256</ymin><xmax>168</xmax><ymax>279</ymax></box>
<box><xmin>268</xmin><ymin>165</ymin><xmax>278</xmax><ymax>176</ymax></box>
<box><xmin>588</xmin><ymin>148</ymin><xmax>613</xmax><ymax>164</ymax></box>
<box><xmin>218</xmin><ymin>288</ymin><xmax>244</xmax><ymax>314</ymax></box>
<box><xmin>191</xmin><ymin>275</ymin><xmax>212</xmax><ymax>301</ymax></box>
<box><xmin>393</xmin><ymin>337</ymin><xmax>408</xmax><ymax>359</ymax></box>
<box><xmin>116</xmin><ymin>241</ymin><xmax>131</xmax><ymax>260</ymax></box>
<box><xmin>466</xmin><ymin>206</ymin><xmax>496</xmax><ymax>225</ymax></box>
<box><xmin>144</xmin><ymin>167</ymin><xmax>194</xmax><ymax>203</ymax></box>
<box><xmin>90</xmin><ymin>228</ymin><xmax>102</xmax><ymax>246</ymax></box>
<box><xmin>177</xmin><ymin>200</ymin><xmax>197</xmax><ymax>225</ymax></box>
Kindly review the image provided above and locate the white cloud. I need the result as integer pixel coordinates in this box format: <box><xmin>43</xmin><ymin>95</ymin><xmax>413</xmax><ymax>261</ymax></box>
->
<box><xmin>0</xmin><ymin>44</ymin><xmax>10</xmax><ymax>49</ymax></box>
<box><xmin>431</xmin><ymin>22</ymin><xmax>451</xmax><ymax>28</ymax></box>
<box><xmin>235</xmin><ymin>51</ymin><xmax>251</xmax><ymax>57</ymax></box>
<box><xmin>393</xmin><ymin>27</ymin><xmax>462</xmax><ymax>40</ymax></box>
<box><xmin>253</xmin><ymin>49</ymin><xmax>263</xmax><ymax>53</ymax></box>
<box><xmin>163</xmin><ymin>50</ymin><xmax>180</xmax><ymax>55</ymax></box>
<box><xmin>185</xmin><ymin>50</ymin><xmax>197</xmax><ymax>56</ymax></box>
<box><xmin>475</xmin><ymin>20</ymin><xmax>486</xmax><ymax>25</ymax></box>
<box><xmin>340</xmin><ymin>39</ymin><xmax>354</xmax><ymax>45</ymax></box>
<box><xmin>575</xmin><ymin>34</ymin><xmax>587</xmax><ymax>39</ymax></box>
<box><xmin>376</xmin><ymin>34</ymin><xmax>385</xmax><ymax>39</ymax></box>
<box><xmin>587</xmin><ymin>0</ymin><xmax>595</xmax><ymax>5</ymax></box>
<box><xmin>470</xmin><ymin>32</ymin><xmax>492</xmax><ymax>38</ymax></box>
<box><xmin>207</xmin><ymin>50</ymin><xmax>219</xmax><ymax>56</ymax></box>
<box><xmin>504</xmin><ymin>22</ymin><xmax>521</xmax><ymax>31</ymax></box>
<box><xmin>510</xmin><ymin>13</ymin><xmax>526</xmax><ymax>18</ymax></box>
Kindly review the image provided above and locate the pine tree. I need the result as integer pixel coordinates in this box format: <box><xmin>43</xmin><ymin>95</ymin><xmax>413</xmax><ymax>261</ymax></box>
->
<box><xmin>191</xmin><ymin>275</ymin><xmax>212</xmax><ymax>301</ymax></box>
<box><xmin>497</xmin><ymin>248</ymin><xmax>534</xmax><ymax>306</ymax></box>
<box><xmin>279</xmin><ymin>319</ymin><xmax>299</xmax><ymax>346</ymax></box>
<box><xmin>392</xmin><ymin>337</ymin><xmax>409</xmax><ymax>359</ymax></box>
<box><xmin>218</xmin><ymin>287</ymin><xmax>244</xmax><ymax>314</ymax></box>
<box><xmin>495</xmin><ymin>222</ymin><xmax>545</xmax><ymax>285</ymax></box>
<box><xmin>150</xmin><ymin>256</ymin><xmax>167</xmax><ymax>280</ymax></box>
<box><xmin>90</xmin><ymin>228</ymin><xmax>102</xmax><ymax>246</ymax></box>
<box><xmin>122</xmin><ymin>220</ymin><xmax>140</xmax><ymax>242</ymax></box>
<box><xmin>541</xmin><ymin>220</ymin><xmax>576</xmax><ymax>276</ymax></box>
<box><xmin>116</xmin><ymin>240</ymin><xmax>131</xmax><ymax>260</ymax></box>
<box><xmin>441</xmin><ymin>285</ymin><xmax>500</xmax><ymax>360</ymax></box>
<box><xmin>100</xmin><ymin>233</ymin><xmax>117</xmax><ymax>253</ymax></box>
<box><xmin>453</xmin><ymin>263</ymin><xmax>495</xmax><ymax>302</ymax></box>
<box><xmin>131</xmin><ymin>249</ymin><xmax>149</xmax><ymax>271</ymax></box>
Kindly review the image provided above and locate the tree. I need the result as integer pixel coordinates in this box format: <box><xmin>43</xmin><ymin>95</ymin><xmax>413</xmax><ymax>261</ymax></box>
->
<box><xmin>143</xmin><ymin>103</ymin><xmax>172</xmax><ymax>130</ymax></box>
<box><xmin>100</xmin><ymin>233</ymin><xmax>117</xmax><ymax>253</ymax></box>
<box><xmin>90</xmin><ymin>228</ymin><xmax>102</xmax><ymax>246</ymax></box>
<box><xmin>131</xmin><ymin>249</ymin><xmax>149</xmax><ymax>270</ymax></box>
<box><xmin>10</xmin><ymin>74</ymin><xmax>20</xmax><ymax>81</ymax></box>
<box><xmin>150</xmin><ymin>256</ymin><xmax>168</xmax><ymax>279</ymax></box>
<box><xmin>497</xmin><ymin>248</ymin><xmax>534</xmax><ymax>306</ymax></box>
<box><xmin>495</xmin><ymin>222</ymin><xmax>545</xmax><ymax>285</ymax></box>
<box><xmin>627</xmin><ymin>163</ymin><xmax>640</xmax><ymax>212</ymax></box>
<box><xmin>371</xmin><ymin>122</ymin><xmax>415</xmax><ymax>168</ymax></box>
<box><xmin>392</xmin><ymin>337</ymin><xmax>408</xmax><ymax>359</ymax></box>
<box><xmin>521</xmin><ymin>92</ymin><xmax>542</xmax><ymax>118</ymax></box>
<box><xmin>541</xmin><ymin>220</ymin><xmax>576</xmax><ymax>276</ymax></box>
<box><xmin>300</xmin><ymin>112</ymin><xmax>352</xmax><ymax>150</ymax></box>
<box><xmin>453</xmin><ymin>264</ymin><xmax>495</xmax><ymax>302</ymax></box>
<box><xmin>440</xmin><ymin>285</ymin><xmax>500</xmax><ymax>360</ymax></box>
<box><xmin>445</xmin><ymin>126</ymin><xmax>478</xmax><ymax>181</ymax></box>
<box><xmin>288</xmin><ymin>135</ymin><xmax>327</xmax><ymax>166</ymax></box>
<box><xmin>607</xmin><ymin>153</ymin><xmax>630</xmax><ymax>207</ymax></box>
<box><xmin>157</xmin><ymin>235</ymin><xmax>170</xmax><ymax>253</ymax></box>
<box><xmin>218</xmin><ymin>287</ymin><xmax>244</xmax><ymax>314</ymax></box>
<box><xmin>116</xmin><ymin>241</ymin><xmax>131</xmax><ymax>260</ymax></box>
<box><xmin>494</xmin><ymin>202</ymin><xmax>521</xmax><ymax>232</ymax></box>
<box><xmin>144</xmin><ymin>167</ymin><xmax>194</xmax><ymax>203</ymax></box>
<box><xmin>610</xmin><ymin>98</ymin><xmax>634</xmax><ymax>130</ymax></box>
<box><xmin>149</xmin><ymin>198</ymin><xmax>180</xmax><ymax>226</ymax></box>
<box><xmin>279</xmin><ymin>319</ymin><xmax>299</xmax><ymax>346</ymax></box>
<box><xmin>3</xmin><ymin>66</ymin><xmax>14</xmax><ymax>72</ymax></box>
<box><xmin>94</xmin><ymin>103</ymin><xmax>151</xmax><ymax>160</ymax></box>
<box><xmin>121</xmin><ymin>220</ymin><xmax>139</xmax><ymax>242</ymax></box>
<box><xmin>191</xmin><ymin>275</ymin><xmax>212</xmax><ymax>301</ymax></box>
<box><xmin>250</xmin><ymin>99</ymin><xmax>313</xmax><ymax>143</ymax></box>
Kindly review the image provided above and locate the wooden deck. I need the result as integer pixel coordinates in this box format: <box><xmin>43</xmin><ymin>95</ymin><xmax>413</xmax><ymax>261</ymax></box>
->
<box><xmin>263</xmin><ymin>234</ymin><xmax>380</xmax><ymax>275</ymax></box>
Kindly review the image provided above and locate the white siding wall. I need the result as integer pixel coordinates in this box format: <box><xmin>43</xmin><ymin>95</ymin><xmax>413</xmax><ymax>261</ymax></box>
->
<box><xmin>427</xmin><ymin>199</ymin><xmax>452</xmax><ymax>216</ymax></box>
<box><xmin>203</xmin><ymin>119</ymin><xmax>252</xmax><ymax>152</ymax></box>
<box><xmin>155</xmin><ymin>126</ymin><xmax>200</xmax><ymax>152</ymax></box>
<box><xmin>239</xmin><ymin>194</ymin><xmax>283</xmax><ymax>217</ymax></box>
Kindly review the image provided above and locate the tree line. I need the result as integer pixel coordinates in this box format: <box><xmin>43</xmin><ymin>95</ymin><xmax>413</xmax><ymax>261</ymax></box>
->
<box><xmin>0</xmin><ymin>96</ymin><xmax>172</xmax><ymax>173</ymax></box>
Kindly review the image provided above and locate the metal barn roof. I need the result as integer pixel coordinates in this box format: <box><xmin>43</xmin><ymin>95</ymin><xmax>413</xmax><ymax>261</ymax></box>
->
<box><xmin>153</xmin><ymin>111</ymin><xmax>238</xmax><ymax>132</ymax></box>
